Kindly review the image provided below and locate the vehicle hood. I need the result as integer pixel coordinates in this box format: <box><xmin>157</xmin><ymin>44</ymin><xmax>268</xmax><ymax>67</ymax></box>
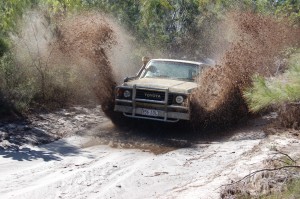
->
<box><xmin>123</xmin><ymin>78</ymin><xmax>198</xmax><ymax>94</ymax></box>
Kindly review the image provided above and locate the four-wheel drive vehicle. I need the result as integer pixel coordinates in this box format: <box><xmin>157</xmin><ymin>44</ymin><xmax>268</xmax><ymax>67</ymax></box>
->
<box><xmin>114</xmin><ymin>58</ymin><xmax>209</xmax><ymax>122</ymax></box>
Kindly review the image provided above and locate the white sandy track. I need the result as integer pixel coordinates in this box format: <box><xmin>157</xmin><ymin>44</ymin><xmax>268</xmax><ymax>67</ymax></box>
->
<box><xmin>0</xmin><ymin>121</ymin><xmax>299</xmax><ymax>199</ymax></box>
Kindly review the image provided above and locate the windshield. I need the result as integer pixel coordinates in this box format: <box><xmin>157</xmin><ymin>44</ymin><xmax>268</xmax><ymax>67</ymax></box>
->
<box><xmin>140</xmin><ymin>60</ymin><xmax>202</xmax><ymax>82</ymax></box>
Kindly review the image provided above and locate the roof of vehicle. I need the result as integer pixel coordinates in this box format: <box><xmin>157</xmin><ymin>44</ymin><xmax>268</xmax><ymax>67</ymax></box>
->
<box><xmin>150</xmin><ymin>59</ymin><xmax>204</xmax><ymax>65</ymax></box>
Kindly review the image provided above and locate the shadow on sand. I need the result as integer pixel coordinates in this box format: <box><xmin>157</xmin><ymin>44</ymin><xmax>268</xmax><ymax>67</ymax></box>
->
<box><xmin>0</xmin><ymin>139</ymin><xmax>85</xmax><ymax>162</ymax></box>
<box><xmin>0</xmin><ymin>146</ymin><xmax>61</xmax><ymax>161</ymax></box>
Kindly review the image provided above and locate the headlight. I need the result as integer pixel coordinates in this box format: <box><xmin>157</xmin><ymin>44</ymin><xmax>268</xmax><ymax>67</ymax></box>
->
<box><xmin>123</xmin><ymin>90</ymin><xmax>131</xmax><ymax>98</ymax></box>
<box><xmin>175</xmin><ymin>95</ymin><xmax>184</xmax><ymax>104</ymax></box>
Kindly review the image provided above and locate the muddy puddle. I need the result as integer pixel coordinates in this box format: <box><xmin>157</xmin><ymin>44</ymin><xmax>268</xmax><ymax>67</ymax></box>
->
<box><xmin>80</xmin><ymin>122</ymin><xmax>194</xmax><ymax>155</ymax></box>
<box><xmin>79</xmin><ymin>116</ymin><xmax>268</xmax><ymax>155</ymax></box>
<box><xmin>82</xmin><ymin>137</ymin><xmax>180</xmax><ymax>155</ymax></box>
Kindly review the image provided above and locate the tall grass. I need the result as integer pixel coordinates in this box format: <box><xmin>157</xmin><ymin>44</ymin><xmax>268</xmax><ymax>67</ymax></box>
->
<box><xmin>244</xmin><ymin>52</ymin><xmax>300</xmax><ymax>112</ymax></box>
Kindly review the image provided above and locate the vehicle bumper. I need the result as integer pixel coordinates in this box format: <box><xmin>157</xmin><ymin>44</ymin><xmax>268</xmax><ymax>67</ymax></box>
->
<box><xmin>114</xmin><ymin>85</ymin><xmax>190</xmax><ymax>122</ymax></box>
<box><xmin>114</xmin><ymin>104</ymin><xmax>190</xmax><ymax>122</ymax></box>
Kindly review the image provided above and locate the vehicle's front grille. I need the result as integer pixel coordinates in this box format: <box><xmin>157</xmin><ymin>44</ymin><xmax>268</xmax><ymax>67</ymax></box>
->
<box><xmin>133</xmin><ymin>89</ymin><xmax>174</xmax><ymax>105</ymax></box>
<box><xmin>136</xmin><ymin>90</ymin><xmax>165</xmax><ymax>101</ymax></box>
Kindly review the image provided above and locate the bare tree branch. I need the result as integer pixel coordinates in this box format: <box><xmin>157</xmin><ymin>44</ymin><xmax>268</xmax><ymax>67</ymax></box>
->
<box><xmin>273</xmin><ymin>150</ymin><xmax>297</xmax><ymax>164</ymax></box>
<box><xmin>218</xmin><ymin>165</ymin><xmax>300</xmax><ymax>190</ymax></box>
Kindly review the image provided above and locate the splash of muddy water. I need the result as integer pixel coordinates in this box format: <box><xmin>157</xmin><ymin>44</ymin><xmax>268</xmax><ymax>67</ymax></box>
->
<box><xmin>56</xmin><ymin>13</ymin><xmax>117</xmax><ymax>106</ymax></box>
<box><xmin>54</xmin><ymin>12</ymin><xmax>144</xmax><ymax>122</ymax></box>
<box><xmin>13</xmin><ymin>11</ymin><xmax>140</xmax><ymax>123</ymax></box>
<box><xmin>12</xmin><ymin>11</ymin><xmax>125</xmax><ymax>109</ymax></box>
<box><xmin>190</xmin><ymin>12</ymin><xmax>300</xmax><ymax>128</ymax></box>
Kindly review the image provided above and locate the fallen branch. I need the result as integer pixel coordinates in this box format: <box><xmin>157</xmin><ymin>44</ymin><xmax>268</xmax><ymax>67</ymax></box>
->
<box><xmin>219</xmin><ymin>165</ymin><xmax>300</xmax><ymax>189</ymax></box>
<box><xmin>273</xmin><ymin>150</ymin><xmax>297</xmax><ymax>164</ymax></box>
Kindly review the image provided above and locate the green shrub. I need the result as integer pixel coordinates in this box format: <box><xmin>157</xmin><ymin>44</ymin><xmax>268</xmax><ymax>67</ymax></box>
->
<box><xmin>0</xmin><ymin>50</ymin><xmax>98</xmax><ymax>116</ymax></box>
<box><xmin>0</xmin><ymin>37</ymin><xmax>9</xmax><ymax>57</ymax></box>
<box><xmin>0</xmin><ymin>52</ymin><xmax>37</xmax><ymax>113</ymax></box>
<box><xmin>244</xmin><ymin>53</ymin><xmax>300</xmax><ymax>112</ymax></box>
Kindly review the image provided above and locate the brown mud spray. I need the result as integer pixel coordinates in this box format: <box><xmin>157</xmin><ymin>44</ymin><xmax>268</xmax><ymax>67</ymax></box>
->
<box><xmin>190</xmin><ymin>12</ymin><xmax>299</xmax><ymax>128</ymax></box>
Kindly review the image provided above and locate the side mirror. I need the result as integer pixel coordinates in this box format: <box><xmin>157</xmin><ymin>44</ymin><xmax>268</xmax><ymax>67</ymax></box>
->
<box><xmin>124</xmin><ymin>77</ymin><xmax>130</xmax><ymax>82</ymax></box>
<box><xmin>124</xmin><ymin>76</ymin><xmax>136</xmax><ymax>82</ymax></box>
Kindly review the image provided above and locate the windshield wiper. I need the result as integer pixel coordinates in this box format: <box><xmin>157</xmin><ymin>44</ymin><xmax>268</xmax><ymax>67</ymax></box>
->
<box><xmin>176</xmin><ymin>77</ymin><xmax>193</xmax><ymax>81</ymax></box>
<box><xmin>155</xmin><ymin>75</ymin><xmax>170</xmax><ymax>78</ymax></box>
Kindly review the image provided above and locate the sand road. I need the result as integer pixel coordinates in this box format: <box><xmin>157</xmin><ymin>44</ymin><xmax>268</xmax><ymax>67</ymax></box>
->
<box><xmin>0</xmin><ymin>115</ymin><xmax>299</xmax><ymax>199</ymax></box>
